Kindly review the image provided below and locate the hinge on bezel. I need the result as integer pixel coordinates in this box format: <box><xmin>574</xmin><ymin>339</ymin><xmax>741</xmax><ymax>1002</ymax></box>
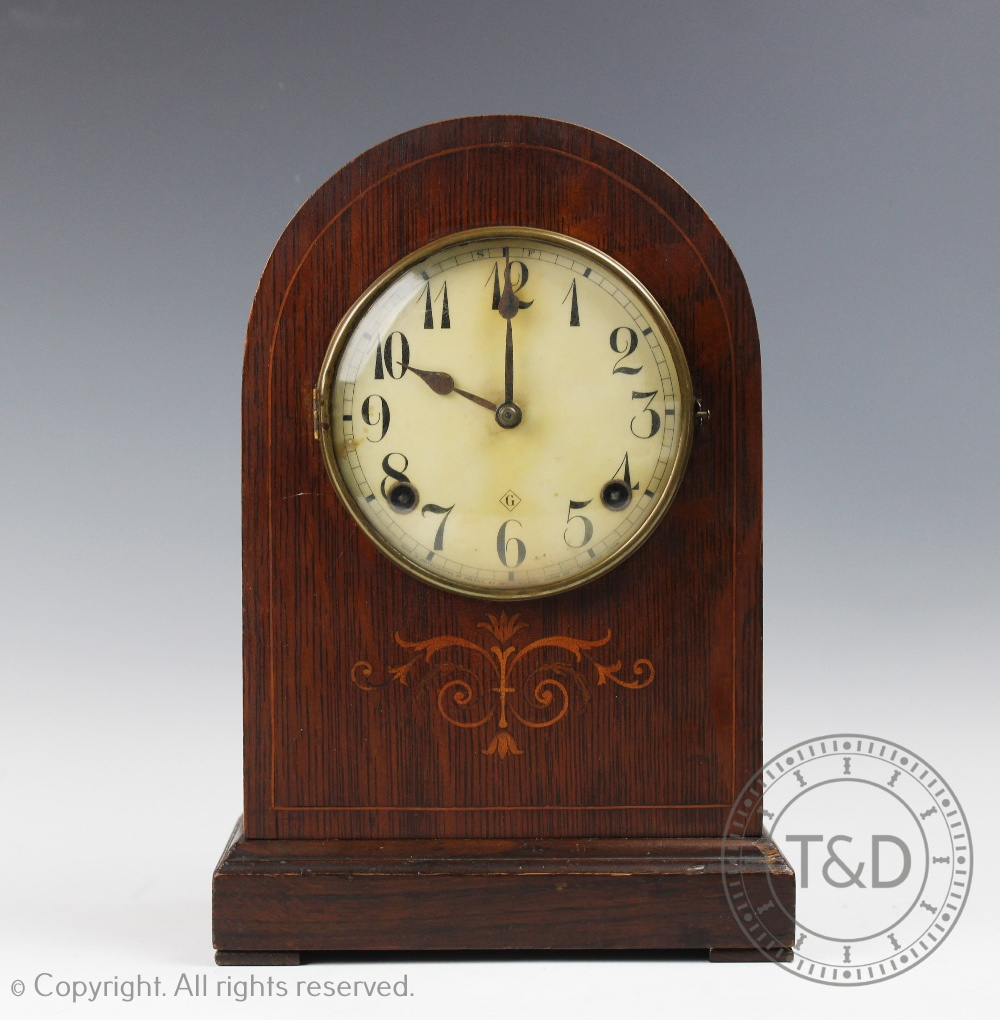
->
<box><xmin>312</xmin><ymin>387</ymin><xmax>324</xmax><ymax>439</ymax></box>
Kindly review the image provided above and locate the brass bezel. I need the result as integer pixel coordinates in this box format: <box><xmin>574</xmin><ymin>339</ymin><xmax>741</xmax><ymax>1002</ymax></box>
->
<box><xmin>315</xmin><ymin>226</ymin><xmax>695</xmax><ymax>600</ymax></box>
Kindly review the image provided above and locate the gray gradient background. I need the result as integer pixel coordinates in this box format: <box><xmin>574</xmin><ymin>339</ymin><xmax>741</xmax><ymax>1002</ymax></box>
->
<box><xmin>1</xmin><ymin>1</ymin><xmax>995</xmax><ymax>1016</ymax></box>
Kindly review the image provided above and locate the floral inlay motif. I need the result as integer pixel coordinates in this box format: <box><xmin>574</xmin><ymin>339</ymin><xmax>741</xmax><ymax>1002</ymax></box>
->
<box><xmin>351</xmin><ymin>613</ymin><xmax>653</xmax><ymax>759</ymax></box>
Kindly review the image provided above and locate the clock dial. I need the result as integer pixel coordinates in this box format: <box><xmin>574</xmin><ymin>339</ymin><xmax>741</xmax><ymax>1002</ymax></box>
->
<box><xmin>316</xmin><ymin>228</ymin><xmax>694</xmax><ymax>598</ymax></box>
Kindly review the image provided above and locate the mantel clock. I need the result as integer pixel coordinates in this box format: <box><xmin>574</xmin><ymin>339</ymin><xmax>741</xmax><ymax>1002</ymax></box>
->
<box><xmin>212</xmin><ymin>116</ymin><xmax>794</xmax><ymax>963</ymax></box>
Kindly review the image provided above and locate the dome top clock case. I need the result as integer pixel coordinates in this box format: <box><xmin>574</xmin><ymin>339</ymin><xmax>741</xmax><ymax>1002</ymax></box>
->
<box><xmin>213</xmin><ymin>116</ymin><xmax>794</xmax><ymax>964</ymax></box>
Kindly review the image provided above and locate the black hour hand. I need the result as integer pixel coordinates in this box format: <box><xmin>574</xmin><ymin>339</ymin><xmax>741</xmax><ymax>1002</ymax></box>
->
<box><xmin>408</xmin><ymin>364</ymin><xmax>497</xmax><ymax>413</ymax></box>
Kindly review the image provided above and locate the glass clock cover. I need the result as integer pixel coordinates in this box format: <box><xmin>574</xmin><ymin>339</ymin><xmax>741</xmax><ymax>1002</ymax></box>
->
<box><xmin>316</xmin><ymin>228</ymin><xmax>694</xmax><ymax>599</ymax></box>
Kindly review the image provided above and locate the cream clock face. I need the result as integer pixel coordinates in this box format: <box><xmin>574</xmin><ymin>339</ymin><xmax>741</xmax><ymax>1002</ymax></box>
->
<box><xmin>316</xmin><ymin>228</ymin><xmax>694</xmax><ymax>599</ymax></box>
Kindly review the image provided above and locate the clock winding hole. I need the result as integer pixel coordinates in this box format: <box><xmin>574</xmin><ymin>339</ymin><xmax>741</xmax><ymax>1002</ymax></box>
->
<box><xmin>600</xmin><ymin>479</ymin><xmax>632</xmax><ymax>511</ymax></box>
<box><xmin>387</xmin><ymin>481</ymin><xmax>419</xmax><ymax>514</ymax></box>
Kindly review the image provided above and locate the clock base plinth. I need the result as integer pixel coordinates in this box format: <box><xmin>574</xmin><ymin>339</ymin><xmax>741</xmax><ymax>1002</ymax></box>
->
<box><xmin>212</xmin><ymin>820</ymin><xmax>794</xmax><ymax>962</ymax></box>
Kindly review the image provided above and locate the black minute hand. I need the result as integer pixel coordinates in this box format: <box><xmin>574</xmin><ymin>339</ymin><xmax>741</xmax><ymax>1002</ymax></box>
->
<box><xmin>503</xmin><ymin>319</ymin><xmax>514</xmax><ymax>406</ymax></box>
<box><xmin>495</xmin><ymin>252</ymin><xmax>523</xmax><ymax>429</ymax></box>
<box><xmin>498</xmin><ymin>252</ymin><xmax>520</xmax><ymax>319</ymax></box>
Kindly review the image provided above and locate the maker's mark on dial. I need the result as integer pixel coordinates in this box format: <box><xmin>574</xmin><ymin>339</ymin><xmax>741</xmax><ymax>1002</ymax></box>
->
<box><xmin>499</xmin><ymin>489</ymin><xmax>521</xmax><ymax>512</ymax></box>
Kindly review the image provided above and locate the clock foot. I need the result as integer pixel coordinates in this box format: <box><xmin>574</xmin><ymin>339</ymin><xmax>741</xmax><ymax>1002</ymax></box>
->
<box><xmin>213</xmin><ymin>818</ymin><xmax>794</xmax><ymax>961</ymax></box>
<box><xmin>708</xmin><ymin>946</ymin><xmax>793</xmax><ymax>963</ymax></box>
<box><xmin>215</xmin><ymin>950</ymin><xmax>301</xmax><ymax>967</ymax></box>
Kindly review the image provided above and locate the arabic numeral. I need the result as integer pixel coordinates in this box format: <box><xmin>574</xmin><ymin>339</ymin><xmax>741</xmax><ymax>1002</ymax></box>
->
<box><xmin>610</xmin><ymin>327</ymin><xmax>641</xmax><ymax>375</ymax></box>
<box><xmin>360</xmin><ymin>394</ymin><xmax>390</xmax><ymax>442</ymax></box>
<box><xmin>486</xmin><ymin>256</ymin><xmax>533</xmax><ymax>310</ymax></box>
<box><xmin>421</xmin><ymin>503</ymin><xmax>454</xmax><ymax>550</ymax></box>
<box><xmin>379</xmin><ymin>452</ymin><xmax>410</xmax><ymax>498</ymax></box>
<box><xmin>615</xmin><ymin>451</ymin><xmax>640</xmax><ymax>490</ymax></box>
<box><xmin>373</xmin><ymin>331</ymin><xmax>410</xmax><ymax>379</ymax></box>
<box><xmin>563</xmin><ymin>499</ymin><xmax>593</xmax><ymax>548</ymax></box>
<box><xmin>420</xmin><ymin>281</ymin><xmax>450</xmax><ymax>329</ymax></box>
<box><xmin>563</xmin><ymin>279</ymin><xmax>580</xmax><ymax>326</ymax></box>
<box><xmin>630</xmin><ymin>390</ymin><xmax>661</xmax><ymax>439</ymax></box>
<box><xmin>496</xmin><ymin>519</ymin><xmax>526</xmax><ymax>568</ymax></box>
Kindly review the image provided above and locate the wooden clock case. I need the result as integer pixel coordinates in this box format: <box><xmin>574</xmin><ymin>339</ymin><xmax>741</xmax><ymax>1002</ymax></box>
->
<box><xmin>212</xmin><ymin>116</ymin><xmax>794</xmax><ymax>963</ymax></box>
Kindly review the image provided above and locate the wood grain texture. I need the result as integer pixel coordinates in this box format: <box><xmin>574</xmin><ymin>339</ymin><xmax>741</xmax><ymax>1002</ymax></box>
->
<box><xmin>241</xmin><ymin>116</ymin><xmax>762</xmax><ymax>840</ymax></box>
<box><xmin>213</xmin><ymin>820</ymin><xmax>793</xmax><ymax>954</ymax></box>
